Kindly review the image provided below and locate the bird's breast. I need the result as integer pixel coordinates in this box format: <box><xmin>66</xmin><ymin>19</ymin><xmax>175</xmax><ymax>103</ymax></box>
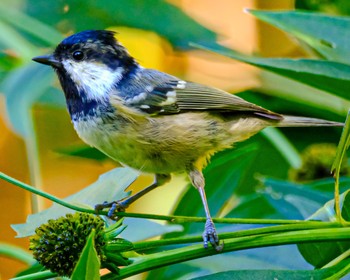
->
<box><xmin>71</xmin><ymin>112</ymin><xmax>235</xmax><ymax>174</ymax></box>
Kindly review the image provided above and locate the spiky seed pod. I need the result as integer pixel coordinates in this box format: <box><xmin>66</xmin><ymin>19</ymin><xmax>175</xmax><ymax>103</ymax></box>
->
<box><xmin>29</xmin><ymin>212</ymin><xmax>106</xmax><ymax>277</ymax></box>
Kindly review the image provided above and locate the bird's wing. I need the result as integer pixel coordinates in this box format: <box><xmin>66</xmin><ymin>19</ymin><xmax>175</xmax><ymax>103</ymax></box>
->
<box><xmin>113</xmin><ymin>69</ymin><xmax>282</xmax><ymax>120</ymax></box>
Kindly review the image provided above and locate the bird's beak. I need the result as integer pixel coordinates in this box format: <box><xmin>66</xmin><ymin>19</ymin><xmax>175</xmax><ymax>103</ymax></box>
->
<box><xmin>32</xmin><ymin>54</ymin><xmax>62</xmax><ymax>68</ymax></box>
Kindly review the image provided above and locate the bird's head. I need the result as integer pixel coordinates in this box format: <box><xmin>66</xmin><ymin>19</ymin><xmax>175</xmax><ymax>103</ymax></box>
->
<box><xmin>33</xmin><ymin>30</ymin><xmax>138</xmax><ymax>105</ymax></box>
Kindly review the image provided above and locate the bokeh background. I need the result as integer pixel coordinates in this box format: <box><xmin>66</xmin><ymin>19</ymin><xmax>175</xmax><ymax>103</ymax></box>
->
<box><xmin>1</xmin><ymin>0</ymin><xmax>349</xmax><ymax>278</ymax></box>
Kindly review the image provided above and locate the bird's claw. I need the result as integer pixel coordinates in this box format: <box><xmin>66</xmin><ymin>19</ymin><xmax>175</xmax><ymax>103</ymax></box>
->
<box><xmin>95</xmin><ymin>201</ymin><xmax>126</xmax><ymax>220</ymax></box>
<box><xmin>203</xmin><ymin>219</ymin><xmax>224</xmax><ymax>252</ymax></box>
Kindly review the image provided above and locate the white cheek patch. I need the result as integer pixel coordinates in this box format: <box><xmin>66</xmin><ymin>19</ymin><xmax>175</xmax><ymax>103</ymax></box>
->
<box><xmin>63</xmin><ymin>60</ymin><xmax>124</xmax><ymax>101</ymax></box>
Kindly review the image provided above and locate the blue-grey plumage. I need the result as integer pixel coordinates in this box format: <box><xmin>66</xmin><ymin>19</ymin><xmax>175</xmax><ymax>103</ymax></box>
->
<box><xmin>32</xmin><ymin>30</ymin><xmax>342</xmax><ymax>251</ymax></box>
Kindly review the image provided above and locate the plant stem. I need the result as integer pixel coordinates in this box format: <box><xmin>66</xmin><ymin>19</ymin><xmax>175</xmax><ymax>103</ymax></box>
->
<box><xmin>0</xmin><ymin>242</ymin><xmax>35</xmax><ymax>265</ymax></box>
<box><xmin>131</xmin><ymin>222</ymin><xmax>341</xmax><ymax>252</ymax></box>
<box><xmin>334</xmin><ymin>172</ymin><xmax>342</xmax><ymax>222</ymax></box>
<box><xmin>0</xmin><ymin>171</ymin><xmax>344</xmax><ymax>226</ymax></box>
<box><xmin>322</xmin><ymin>248</ymin><xmax>350</xmax><ymax>269</ymax></box>
<box><xmin>104</xmin><ymin>227</ymin><xmax>350</xmax><ymax>279</ymax></box>
<box><xmin>12</xmin><ymin>270</ymin><xmax>57</xmax><ymax>280</ymax></box>
<box><xmin>0</xmin><ymin>171</ymin><xmax>95</xmax><ymax>214</ymax></box>
<box><xmin>331</xmin><ymin>109</ymin><xmax>350</xmax><ymax>223</ymax></box>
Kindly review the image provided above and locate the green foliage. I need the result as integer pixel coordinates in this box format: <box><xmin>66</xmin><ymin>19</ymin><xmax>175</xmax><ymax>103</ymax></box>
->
<box><xmin>71</xmin><ymin>230</ymin><xmax>100</xmax><ymax>280</ymax></box>
<box><xmin>0</xmin><ymin>242</ymin><xmax>35</xmax><ymax>265</ymax></box>
<box><xmin>249</xmin><ymin>10</ymin><xmax>350</xmax><ymax>63</ymax></box>
<box><xmin>3</xmin><ymin>4</ymin><xmax>350</xmax><ymax>280</ymax></box>
<box><xmin>190</xmin><ymin>259</ymin><xmax>350</xmax><ymax>280</ymax></box>
<box><xmin>24</xmin><ymin>0</ymin><xmax>216</xmax><ymax>49</ymax></box>
<box><xmin>10</xmin><ymin>167</ymin><xmax>182</xmax><ymax>239</ymax></box>
<box><xmin>193</xmin><ymin>42</ymin><xmax>350</xmax><ymax>101</ymax></box>
<box><xmin>298</xmin><ymin>191</ymin><xmax>350</xmax><ymax>268</ymax></box>
<box><xmin>296</xmin><ymin>0</ymin><xmax>350</xmax><ymax>16</ymax></box>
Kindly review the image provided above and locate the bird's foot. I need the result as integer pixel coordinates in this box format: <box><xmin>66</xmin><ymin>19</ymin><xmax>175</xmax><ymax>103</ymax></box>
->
<box><xmin>203</xmin><ymin>218</ymin><xmax>224</xmax><ymax>252</ymax></box>
<box><xmin>95</xmin><ymin>200</ymin><xmax>127</xmax><ymax>220</ymax></box>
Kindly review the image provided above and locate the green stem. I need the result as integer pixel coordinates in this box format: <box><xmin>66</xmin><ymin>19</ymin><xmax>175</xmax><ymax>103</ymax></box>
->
<box><xmin>131</xmin><ymin>222</ymin><xmax>341</xmax><ymax>252</ymax></box>
<box><xmin>0</xmin><ymin>171</ymin><xmax>343</xmax><ymax>226</ymax></box>
<box><xmin>0</xmin><ymin>171</ymin><xmax>95</xmax><ymax>214</ymax></box>
<box><xmin>25</xmin><ymin>115</ymin><xmax>42</xmax><ymax>214</ymax></box>
<box><xmin>325</xmin><ymin>260</ymin><xmax>350</xmax><ymax>280</ymax></box>
<box><xmin>12</xmin><ymin>270</ymin><xmax>57</xmax><ymax>280</ymax></box>
<box><xmin>322</xmin><ymin>248</ymin><xmax>350</xmax><ymax>269</ymax></box>
<box><xmin>0</xmin><ymin>242</ymin><xmax>35</xmax><ymax>265</ymax></box>
<box><xmin>331</xmin><ymin>109</ymin><xmax>350</xmax><ymax>223</ymax></box>
<box><xmin>113</xmin><ymin>227</ymin><xmax>350</xmax><ymax>279</ymax></box>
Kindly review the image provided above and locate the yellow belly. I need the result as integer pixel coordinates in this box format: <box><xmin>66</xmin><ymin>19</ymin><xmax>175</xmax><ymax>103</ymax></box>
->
<box><xmin>73</xmin><ymin>112</ymin><xmax>267</xmax><ymax>174</ymax></box>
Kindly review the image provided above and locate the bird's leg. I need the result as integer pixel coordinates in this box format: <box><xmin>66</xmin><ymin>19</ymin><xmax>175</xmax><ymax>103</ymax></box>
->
<box><xmin>189</xmin><ymin>169</ymin><xmax>223</xmax><ymax>252</ymax></box>
<box><xmin>95</xmin><ymin>174</ymin><xmax>170</xmax><ymax>219</ymax></box>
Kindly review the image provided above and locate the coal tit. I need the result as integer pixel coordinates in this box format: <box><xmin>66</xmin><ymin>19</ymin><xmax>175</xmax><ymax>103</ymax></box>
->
<box><xmin>33</xmin><ymin>30</ymin><xmax>342</xmax><ymax>251</ymax></box>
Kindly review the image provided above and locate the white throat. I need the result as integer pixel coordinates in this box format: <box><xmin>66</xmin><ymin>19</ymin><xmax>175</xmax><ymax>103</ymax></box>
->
<box><xmin>62</xmin><ymin>59</ymin><xmax>124</xmax><ymax>101</ymax></box>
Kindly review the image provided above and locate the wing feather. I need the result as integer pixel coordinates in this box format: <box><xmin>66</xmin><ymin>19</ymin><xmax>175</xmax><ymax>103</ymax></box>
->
<box><xmin>114</xmin><ymin>69</ymin><xmax>282</xmax><ymax>120</ymax></box>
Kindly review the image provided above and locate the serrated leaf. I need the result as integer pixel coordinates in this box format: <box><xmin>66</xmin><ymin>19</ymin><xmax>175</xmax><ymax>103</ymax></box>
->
<box><xmin>192</xmin><ymin>42</ymin><xmax>350</xmax><ymax>101</ymax></box>
<box><xmin>298</xmin><ymin>190</ymin><xmax>350</xmax><ymax>268</ymax></box>
<box><xmin>71</xmin><ymin>230</ymin><xmax>100</xmax><ymax>280</ymax></box>
<box><xmin>11</xmin><ymin>167</ymin><xmax>182</xmax><ymax>241</ymax></box>
<box><xmin>249</xmin><ymin>10</ymin><xmax>350</xmax><ymax>63</ymax></box>
<box><xmin>12</xmin><ymin>167</ymin><xmax>138</xmax><ymax>237</ymax></box>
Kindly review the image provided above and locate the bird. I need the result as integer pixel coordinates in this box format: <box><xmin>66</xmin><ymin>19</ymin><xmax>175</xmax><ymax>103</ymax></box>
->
<box><xmin>33</xmin><ymin>30</ymin><xmax>342</xmax><ymax>251</ymax></box>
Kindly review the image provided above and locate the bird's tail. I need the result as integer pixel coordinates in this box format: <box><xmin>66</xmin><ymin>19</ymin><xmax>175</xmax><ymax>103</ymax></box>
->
<box><xmin>276</xmin><ymin>115</ymin><xmax>343</xmax><ymax>127</ymax></box>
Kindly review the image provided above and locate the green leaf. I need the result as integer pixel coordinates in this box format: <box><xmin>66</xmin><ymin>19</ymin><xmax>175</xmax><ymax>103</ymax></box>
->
<box><xmin>190</xmin><ymin>259</ymin><xmax>350</xmax><ymax>280</ymax></box>
<box><xmin>71</xmin><ymin>230</ymin><xmax>100</xmax><ymax>280</ymax></box>
<box><xmin>10</xmin><ymin>167</ymin><xmax>182</xmax><ymax>241</ymax></box>
<box><xmin>0</xmin><ymin>4</ymin><xmax>63</xmax><ymax>47</ymax></box>
<box><xmin>261</xmin><ymin>127</ymin><xmax>301</xmax><ymax>169</ymax></box>
<box><xmin>57</xmin><ymin>144</ymin><xmax>109</xmax><ymax>161</ymax></box>
<box><xmin>148</xmin><ymin>246</ymin><xmax>309</xmax><ymax>280</ymax></box>
<box><xmin>192</xmin><ymin>42</ymin><xmax>350</xmax><ymax>100</ymax></box>
<box><xmin>122</xmin><ymin>218</ymin><xmax>182</xmax><ymax>243</ymax></box>
<box><xmin>26</xmin><ymin>0</ymin><xmax>217</xmax><ymax>49</ymax></box>
<box><xmin>331</xmin><ymin>110</ymin><xmax>350</xmax><ymax>222</ymax></box>
<box><xmin>298</xmin><ymin>191</ymin><xmax>350</xmax><ymax>268</ymax></box>
<box><xmin>0</xmin><ymin>21</ymin><xmax>37</xmax><ymax>60</ymax></box>
<box><xmin>12</xmin><ymin>167</ymin><xmax>138</xmax><ymax>237</ymax></box>
<box><xmin>15</xmin><ymin>263</ymin><xmax>48</xmax><ymax>278</ymax></box>
<box><xmin>249</xmin><ymin>10</ymin><xmax>350</xmax><ymax>63</ymax></box>
<box><xmin>0</xmin><ymin>242</ymin><xmax>35</xmax><ymax>265</ymax></box>
<box><xmin>1</xmin><ymin>64</ymin><xmax>54</xmax><ymax>136</ymax></box>
<box><xmin>332</xmin><ymin>110</ymin><xmax>350</xmax><ymax>175</ymax></box>
<box><xmin>260</xmin><ymin>177</ymin><xmax>333</xmax><ymax>220</ymax></box>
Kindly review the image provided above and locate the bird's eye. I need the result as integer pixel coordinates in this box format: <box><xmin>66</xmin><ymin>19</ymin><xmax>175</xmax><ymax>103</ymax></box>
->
<box><xmin>72</xmin><ymin>51</ymin><xmax>84</xmax><ymax>61</ymax></box>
